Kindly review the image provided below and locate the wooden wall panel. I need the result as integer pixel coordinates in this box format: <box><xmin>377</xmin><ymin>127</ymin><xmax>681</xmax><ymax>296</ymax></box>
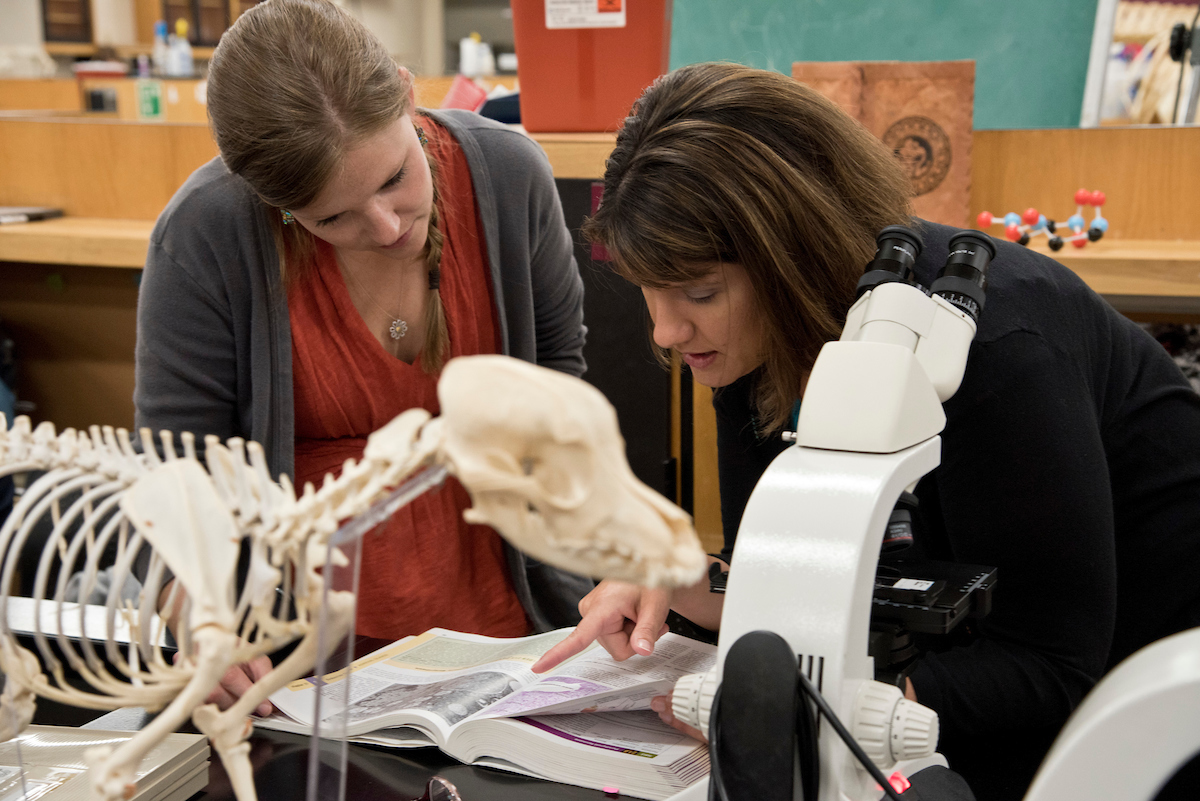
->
<box><xmin>78</xmin><ymin>78</ymin><xmax>209</xmax><ymax>123</ymax></box>
<box><xmin>0</xmin><ymin>79</ymin><xmax>81</xmax><ymax>111</ymax></box>
<box><xmin>0</xmin><ymin>262</ymin><xmax>138</xmax><ymax>430</ymax></box>
<box><xmin>692</xmin><ymin>379</ymin><xmax>722</xmax><ymax>554</ymax></box>
<box><xmin>971</xmin><ymin>126</ymin><xmax>1200</xmax><ymax>241</ymax></box>
<box><xmin>0</xmin><ymin>118</ymin><xmax>217</xmax><ymax>219</ymax></box>
<box><xmin>133</xmin><ymin>0</ymin><xmax>158</xmax><ymax>46</ymax></box>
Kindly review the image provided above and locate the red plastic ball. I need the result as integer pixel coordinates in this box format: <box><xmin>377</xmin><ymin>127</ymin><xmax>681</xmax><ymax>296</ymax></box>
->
<box><xmin>1005</xmin><ymin>224</ymin><xmax>1022</xmax><ymax>241</ymax></box>
<box><xmin>1090</xmin><ymin>190</ymin><xmax>1106</xmax><ymax>207</ymax></box>
<box><xmin>1072</xmin><ymin>237</ymin><xmax>1088</xmax><ymax>248</ymax></box>
<box><xmin>1074</xmin><ymin>188</ymin><xmax>1091</xmax><ymax>205</ymax></box>
<box><xmin>976</xmin><ymin>211</ymin><xmax>994</xmax><ymax>228</ymax></box>
<box><xmin>1022</xmin><ymin>207</ymin><xmax>1040</xmax><ymax>225</ymax></box>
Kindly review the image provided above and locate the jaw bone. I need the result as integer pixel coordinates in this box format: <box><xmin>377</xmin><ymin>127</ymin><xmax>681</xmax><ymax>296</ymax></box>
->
<box><xmin>424</xmin><ymin>355</ymin><xmax>707</xmax><ymax>589</ymax></box>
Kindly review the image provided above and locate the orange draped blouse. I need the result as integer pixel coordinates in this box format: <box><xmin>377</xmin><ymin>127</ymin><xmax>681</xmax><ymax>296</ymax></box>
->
<box><xmin>287</xmin><ymin>117</ymin><xmax>530</xmax><ymax>641</ymax></box>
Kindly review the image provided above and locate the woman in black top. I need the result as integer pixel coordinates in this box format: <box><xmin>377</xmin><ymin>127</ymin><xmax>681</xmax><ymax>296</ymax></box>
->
<box><xmin>533</xmin><ymin>62</ymin><xmax>1200</xmax><ymax>800</ymax></box>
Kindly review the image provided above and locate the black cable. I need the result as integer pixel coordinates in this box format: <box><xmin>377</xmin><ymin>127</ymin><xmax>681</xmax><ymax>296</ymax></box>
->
<box><xmin>706</xmin><ymin>683</ymin><xmax>729</xmax><ymax>801</ymax></box>
<box><xmin>709</xmin><ymin>669</ymin><xmax>819</xmax><ymax>801</ymax></box>
<box><xmin>1171</xmin><ymin>6</ymin><xmax>1200</xmax><ymax>124</ymax></box>
<box><xmin>796</xmin><ymin>671</ymin><xmax>906</xmax><ymax>801</ymax></box>
<box><xmin>795</xmin><ymin>681</ymin><xmax>820</xmax><ymax>801</ymax></box>
<box><xmin>708</xmin><ymin>670</ymin><xmax>902</xmax><ymax>801</ymax></box>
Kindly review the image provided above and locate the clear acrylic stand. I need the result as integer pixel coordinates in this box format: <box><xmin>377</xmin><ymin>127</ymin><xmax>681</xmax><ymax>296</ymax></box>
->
<box><xmin>305</xmin><ymin>466</ymin><xmax>447</xmax><ymax>801</ymax></box>
<box><xmin>0</xmin><ymin>671</ymin><xmax>30</xmax><ymax>801</ymax></box>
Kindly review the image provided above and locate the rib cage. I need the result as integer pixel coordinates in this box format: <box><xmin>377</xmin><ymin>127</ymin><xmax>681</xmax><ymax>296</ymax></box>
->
<box><xmin>0</xmin><ymin>416</ymin><xmax>317</xmax><ymax>713</ymax></box>
<box><xmin>0</xmin><ymin>408</ymin><xmax>414</xmax><ymax>800</ymax></box>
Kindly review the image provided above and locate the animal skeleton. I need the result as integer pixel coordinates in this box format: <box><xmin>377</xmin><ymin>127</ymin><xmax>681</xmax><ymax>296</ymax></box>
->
<box><xmin>0</xmin><ymin>355</ymin><xmax>706</xmax><ymax>801</ymax></box>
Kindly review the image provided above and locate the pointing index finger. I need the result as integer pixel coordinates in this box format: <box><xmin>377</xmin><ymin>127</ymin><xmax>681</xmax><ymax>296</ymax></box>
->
<box><xmin>533</xmin><ymin>619</ymin><xmax>605</xmax><ymax>673</ymax></box>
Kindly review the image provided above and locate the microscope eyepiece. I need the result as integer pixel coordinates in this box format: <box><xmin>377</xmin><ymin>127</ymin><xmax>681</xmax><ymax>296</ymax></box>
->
<box><xmin>932</xmin><ymin>230</ymin><xmax>996</xmax><ymax>322</ymax></box>
<box><xmin>856</xmin><ymin>225</ymin><xmax>926</xmax><ymax>298</ymax></box>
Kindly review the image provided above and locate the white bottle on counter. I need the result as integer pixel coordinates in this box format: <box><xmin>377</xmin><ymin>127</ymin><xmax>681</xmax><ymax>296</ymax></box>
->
<box><xmin>151</xmin><ymin>20</ymin><xmax>169</xmax><ymax>76</ymax></box>
<box><xmin>167</xmin><ymin>18</ymin><xmax>193</xmax><ymax>78</ymax></box>
<box><xmin>459</xmin><ymin>32</ymin><xmax>481</xmax><ymax>78</ymax></box>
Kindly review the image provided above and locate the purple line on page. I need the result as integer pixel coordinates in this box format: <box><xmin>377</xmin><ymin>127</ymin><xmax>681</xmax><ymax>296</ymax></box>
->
<box><xmin>520</xmin><ymin>718</ymin><xmax>655</xmax><ymax>759</ymax></box>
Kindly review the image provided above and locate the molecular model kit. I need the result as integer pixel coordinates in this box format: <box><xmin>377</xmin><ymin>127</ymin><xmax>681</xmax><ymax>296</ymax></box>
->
<box><xmin>977</xmin><ymin>189</ymin><xmax>1109</xmax><ymax>251</ymax></box>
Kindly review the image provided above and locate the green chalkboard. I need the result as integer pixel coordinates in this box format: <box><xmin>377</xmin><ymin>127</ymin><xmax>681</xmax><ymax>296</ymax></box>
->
<box><xmin>669</xmin><ymin>0</ymin><xmax>1100</xmax><ymax>130</ymax></box>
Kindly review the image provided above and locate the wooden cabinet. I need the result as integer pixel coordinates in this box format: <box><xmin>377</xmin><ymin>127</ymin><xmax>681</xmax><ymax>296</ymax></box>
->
<box><xmin>160</xmin><ymin>0</ymin><xmax>243</xmax><ymax>45</ymax></box>
<box><xmin>41</xmin><ymin>0</ymin><xmax>92</xmax><ymax>42</ymax></box>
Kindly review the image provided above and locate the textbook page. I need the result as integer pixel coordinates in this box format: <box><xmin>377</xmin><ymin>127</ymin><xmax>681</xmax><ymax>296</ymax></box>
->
<box><xmin>470</xmin><ymin>633</ymin><xmax>716</xmax><ymax>718</ymax></box>
<box><xmin>265</xmin><ymin>628</ymin><xmax>573</xmax><ymax>741</ymax></box>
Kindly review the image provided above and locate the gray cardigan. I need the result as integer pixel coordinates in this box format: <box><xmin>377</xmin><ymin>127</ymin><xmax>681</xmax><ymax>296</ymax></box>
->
<box><xmin>134</xmin><ymin>109</ymin><xmax>592</xmax><ymax>631</ymax></box>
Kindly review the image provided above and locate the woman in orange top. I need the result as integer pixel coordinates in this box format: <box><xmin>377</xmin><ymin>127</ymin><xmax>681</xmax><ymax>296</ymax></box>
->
<box><xmin>134</xmin><ymin>0</ymin><xmax>592</xmax><ymax>713</ymax></box>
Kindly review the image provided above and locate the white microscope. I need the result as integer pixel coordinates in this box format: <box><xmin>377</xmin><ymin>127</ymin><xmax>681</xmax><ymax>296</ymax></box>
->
<box><xmin>665</xmin><ymin>225</ymin><xmax>1200</xmax><ymax>801</ymax></box>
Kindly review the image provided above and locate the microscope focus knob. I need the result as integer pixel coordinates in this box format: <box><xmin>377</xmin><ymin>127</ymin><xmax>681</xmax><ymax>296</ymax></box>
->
<box><xmin>672</xmin><ymin>669</ymin><xmax>719</xmax><ymax>734</ymax></box>
<box><xmin>892</xmin><ymin>696</ymin><xmax>938</xmax><ymax>762</ymax></box>
<box><xmin>851</xmin><ymin>681</ymin><xmax>940</xmax><ymax>769</ymax></box>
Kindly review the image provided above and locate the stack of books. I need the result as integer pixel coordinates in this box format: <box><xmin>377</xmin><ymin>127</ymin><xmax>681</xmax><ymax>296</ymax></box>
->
<box><xmin>0</xmin><ymin>725</ymin><xmax>208</xmax><ymax>801</ymax></box>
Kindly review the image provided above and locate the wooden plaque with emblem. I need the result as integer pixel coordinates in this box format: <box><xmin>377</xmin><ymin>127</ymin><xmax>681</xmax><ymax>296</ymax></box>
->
<box><xmin>791</xmin><ymin>60</ymin><xmax>974</xmax><ymax>228</ymax></box>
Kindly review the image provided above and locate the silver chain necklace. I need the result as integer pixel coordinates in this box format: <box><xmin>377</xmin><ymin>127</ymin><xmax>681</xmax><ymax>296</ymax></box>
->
<box><xmin>341</xmin><ymin>261</ymin><xmax>410</xmax><ymax>340</ymax></box>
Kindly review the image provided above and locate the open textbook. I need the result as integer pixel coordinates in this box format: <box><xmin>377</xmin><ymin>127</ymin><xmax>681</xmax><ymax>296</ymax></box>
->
<box><xmin>258</xmin><ymin>628</ymin><xmax>716</xmax><ymax>800</ymax></box>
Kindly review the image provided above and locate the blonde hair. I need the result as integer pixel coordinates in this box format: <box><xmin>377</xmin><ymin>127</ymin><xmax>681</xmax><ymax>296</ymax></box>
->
<box><xmin>206</xmin><ymin>0</ymin><xmax>448</xmax><ymax>371</ymax></box>
<box><xmin>584</xmin><ymin>62</ymin><xmax>914</xmax><ymax>431</ymax></box>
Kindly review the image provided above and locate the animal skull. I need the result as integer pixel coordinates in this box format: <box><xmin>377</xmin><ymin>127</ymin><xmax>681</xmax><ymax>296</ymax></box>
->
<box><xmin>428</xmin><ymin>356</ymin><xmax>706</xmax><ymax>589</ymax></box>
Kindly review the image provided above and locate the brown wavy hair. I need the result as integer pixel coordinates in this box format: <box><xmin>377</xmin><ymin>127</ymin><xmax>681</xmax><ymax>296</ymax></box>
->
<box><xmin>583</xmin><ymin>62</ymin><xmax>914</xmax><ymax>431</ymax></box>
<box><xmin>206</xmin><ymin>0</ymin><xmax>448</xmax><ymax>371</ymax></box>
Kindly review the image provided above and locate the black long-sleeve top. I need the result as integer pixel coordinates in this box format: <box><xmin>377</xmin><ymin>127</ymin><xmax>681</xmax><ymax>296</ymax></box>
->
<box><xmin>713</xmin><ymin>222</ymin><xmax>1200</xmax><ymax>800</ymax></box>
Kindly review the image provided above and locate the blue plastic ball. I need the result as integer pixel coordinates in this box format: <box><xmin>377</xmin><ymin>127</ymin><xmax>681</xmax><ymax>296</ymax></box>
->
<box><xmin>1032</xmin><ymin>214</ymin><xmax>1047</xmax><ymax>231</ymax></box>
<box><xmin>1090</xmin><ymin>217</ymin><xmax>1109</xmax><ymax>233</ymax></box>
<box><xmin>1004</xmin><ymin>212</ymin><xmax>1021</xmax><ymax>226</ymax></box>
<box><xmin>1068</xmin><ymin>214</ymin><xmax>1085</xmax><ymax>231</ymax></box>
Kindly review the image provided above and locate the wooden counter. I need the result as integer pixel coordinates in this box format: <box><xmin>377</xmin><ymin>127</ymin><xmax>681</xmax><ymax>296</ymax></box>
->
<box><xmin>5</xmin><ymin>220</ymin><xmax>1197</xmax><ymax>313</ymax></box>
<box><xmin>0</xmin><ymin>76</ymin><xmax>519</xmax><ymax>124</ymax></box>
<box><xmin>0</xmin><ymin>218</ymin><xmax>152</xmax><ymax>268</ymax></box>
<box><xmin>530</xmin><ymin>132</ymin><xmax>616</xmax><ymax>179</ymax></box>
<box><xmin>0</xmin><ymin>117</ymin><xmax>217</xmax><ymax>219</ymax></box>
<box><xmin>1028</xmin><ymin>239</ymin><xmax>1200</xmax><ymax>318</ymax></box>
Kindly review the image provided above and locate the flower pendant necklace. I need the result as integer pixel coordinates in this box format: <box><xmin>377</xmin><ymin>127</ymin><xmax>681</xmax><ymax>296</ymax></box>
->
<box><xmin>342</xmin><ymin>260</ymin><xmax>410</xmax><ymax>340</ymax></box>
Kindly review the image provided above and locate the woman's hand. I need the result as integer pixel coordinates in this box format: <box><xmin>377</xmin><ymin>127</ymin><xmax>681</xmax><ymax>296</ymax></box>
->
<box><xmin>532</xmin><ymin>580</ymin><xmax>672</xmax><ymax>673</ymax></box>
<box><xmin>650</xmin><ymin>693</ymin><xmax>707</xmax><ymax>742</ymax></box>
<box><xmin>175</xmin><ymin>651</ymin><xmax>275</xmax><ymax>716</ymax></box>
<box><xmin>161</xmin><ymin>578</ymin><xmax>275</xmax><ymax>716</ymax></box>
<box><xmin>211</xmin><ymin>656</ymin><xmax>276</xmax><ymax>716</ymax></box>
